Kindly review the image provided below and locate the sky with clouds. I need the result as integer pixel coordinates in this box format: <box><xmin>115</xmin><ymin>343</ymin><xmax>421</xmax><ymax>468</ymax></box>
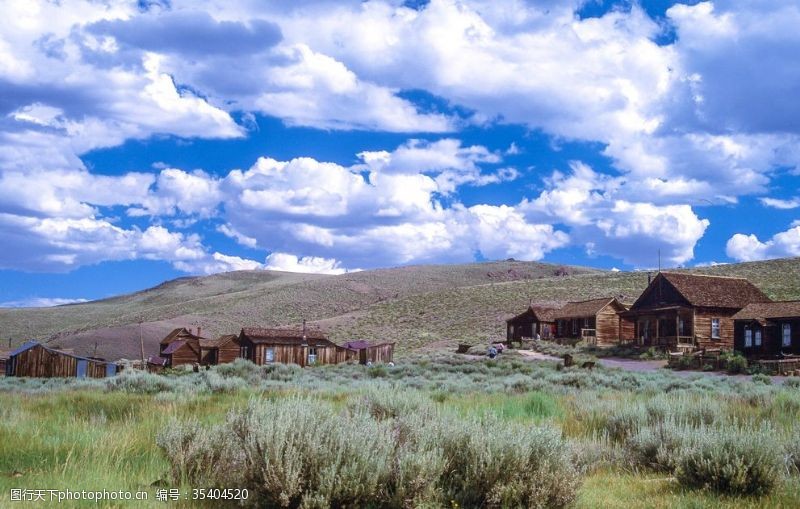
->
<box><xmin>1</xmin><ymin>0</ymin><xmax>799</xmax><ymax>306</ymax></box>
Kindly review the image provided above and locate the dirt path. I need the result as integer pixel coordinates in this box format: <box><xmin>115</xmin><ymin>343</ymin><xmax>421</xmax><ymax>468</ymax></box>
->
<box><xmin>513</xmin><ymin>351</ymin><xmax>790</xmax><ymax>383</ymax></box>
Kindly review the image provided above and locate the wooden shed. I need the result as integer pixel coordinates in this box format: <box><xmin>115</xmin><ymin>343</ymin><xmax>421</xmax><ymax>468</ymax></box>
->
<box><xmin>506</xmin><ymin>305</ymin><xmax>558</xmax><ymax>342</ymax></box>
<box><xmin>623</xmin><ymin>272</ymin><xmax>771</xmax><ymax>350</ymax></box>
<box><xmin>5</xmin><ymin>341</ymin><xmax>118</xmax><ymax>378</ymax></box>
<box><xmin>733</xmin><ymin>301</ymin><xmax>800</xmax><ymax>358</ymax></box>
<box><xmin>239</xmin><ymin>327</ymin><xmax>357</xmax><ymax>367</ymax></box>
<box><xmin>158</xmin><ymin>328</ymin><xmax>204</xmax><ymax>367</ymax></box>
<box><xmin>343</xmin><ymin>341</ymin><xmax>395</xmax><ymax>365</ymax></box>
<box><xmin>554</xmin><ymin>297</ymin><xmax>633</xmax><ymax>346</ymax></box>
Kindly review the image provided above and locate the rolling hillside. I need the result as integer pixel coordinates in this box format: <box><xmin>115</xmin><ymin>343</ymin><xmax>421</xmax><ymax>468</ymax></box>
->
<box><xmin>1</xmin><ymin>257</ymin><xmax>799</xmax><ymax>360</ymax></box>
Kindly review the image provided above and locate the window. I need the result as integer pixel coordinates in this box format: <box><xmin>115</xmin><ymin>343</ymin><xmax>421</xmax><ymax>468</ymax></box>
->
<box><xmin>744</xmin><ymin>328</ymin><xmax>752</xmax><ymax>348</ymax></box>
<box><xmin>572</xmin><ymin>320</ymin><xmax>578</xmax><ymax>336</ymax></box>
<box><xmin>679</xmin><ymin>318</ymin><xmax>685</xmax><ymax>336</ymax></box>
<box><xmin>783</xmin><ymin>324</ymin><xmax>792</xmax><ymax>347</ymax></box>
<box><xmin>265</xmin><ymin>347</ymin><xmax>275</xmax><ymax>363</ymax></box>
<box><xmin>308</xmin><ymin>347</ymin><xmax>317</xmax><ymax>365</ymax></box>
<box><xmin>239</xmin><ymin>346</ymin><xmax>249</xmax><ymax>359</ymax></box>
<box><xmin>755</xmin><ymin>329</ymin><xmax>762</xmax><ymax>347</ymax></box>
<box><xmin>711</xmin><ymin>318</ymin><xmax>721</xmax><ymax>339</ymax></box>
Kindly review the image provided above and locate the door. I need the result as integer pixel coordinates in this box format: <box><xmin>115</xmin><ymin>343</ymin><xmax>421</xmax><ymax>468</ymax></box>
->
<box><xmin>106</xmin><ymin>364</ymin><xmax>117</xmax><ymax>377</ymax></box>
<box><xmin>76</xmin><ymin>359</ymin><xmax>88</xmax><ymax>379</ymax></box>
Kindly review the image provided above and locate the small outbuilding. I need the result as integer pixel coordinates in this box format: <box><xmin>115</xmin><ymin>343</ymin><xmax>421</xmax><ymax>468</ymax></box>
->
<box><xmin>158</xmin><ymin>327</ymin><xmax>204</xmax><ymax>367</ymax></box>
<box><xmin>343</xmin><ymin>340</ymin><xmax>395</xmax><ymax>365</ymax></box>
<box><xmin>5</xmin><ymin>341</ymin><xmax>118</xmax><ymax>378</ymax></box>
<box><xmin>506</xmin><ymin>305</ymin><xmax>558</xmax><ymax>342</ymax></box>
<box><xmin>733</xmin><ymin>301</ymin><xmax>800</xmax><ymax>358</ymax></box>
<box><xmin>554</xmin><ymin>297</ymin><xmax>633</xmax><ymax>346</ymax></box>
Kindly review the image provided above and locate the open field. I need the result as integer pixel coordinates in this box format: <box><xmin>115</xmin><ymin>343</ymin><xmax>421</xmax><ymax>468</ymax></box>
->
<box><xmin>1</xmin><ymin>354</ymin><xmax>800</xmax><ymax>508</ymax></box>
<box><xmin>2</xmin><ymin>257</ymin><xmax>800</xmax><ymax>360</ymax></box>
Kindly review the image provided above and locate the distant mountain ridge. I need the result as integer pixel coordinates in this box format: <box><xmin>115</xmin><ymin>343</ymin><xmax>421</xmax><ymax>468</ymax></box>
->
<box><xmin>1</xmin><ymin>258</ymin><xmax>798</xmax><ymax>360</ymax></box>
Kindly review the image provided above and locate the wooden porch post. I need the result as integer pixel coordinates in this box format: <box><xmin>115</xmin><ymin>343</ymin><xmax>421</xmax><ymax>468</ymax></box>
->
<box><xmin>676</xmin><ymin>311</ymin><xmax>680</xmax><ymax>344</ymax></box>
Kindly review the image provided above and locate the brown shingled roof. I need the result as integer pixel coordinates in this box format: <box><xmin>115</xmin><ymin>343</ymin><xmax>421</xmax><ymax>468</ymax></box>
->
<box><xmin>507</xmin><ymin>305</ymin><xmax>559</xmax><ymax>323</ymax></box>
<box><xmin>733</xmin><ymin>301</ymin><xmax>800</xmax><ymax>320</ymax></box>
<box><xmin>553</xmin><ymin>297</ymin><xmax>618</xmax><ymax>319</ymax></box>
<box><xmin>659</xmin><ymin>272</ymin><xmax>771</xmax><ymax>308</ymax></box>
<box><xmin>241</xmin><ymin>327</ymin><xmax>328</xmax><ymax>342</ymax></box>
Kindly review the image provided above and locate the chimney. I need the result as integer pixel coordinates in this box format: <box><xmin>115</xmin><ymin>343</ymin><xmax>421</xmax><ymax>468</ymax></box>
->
<box><xmin>647</xmin><ymin>272</ymin><xmax>652</xmax><ymax>285</ymax></box>
<box><xmin>197</xmin><ymin>326</ymin><xmax>202</xmax><ymax>337</ymax></box>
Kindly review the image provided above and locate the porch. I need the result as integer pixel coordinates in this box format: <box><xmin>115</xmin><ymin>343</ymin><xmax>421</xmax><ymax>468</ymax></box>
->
<box><xmin>631</xmin><ymin>306</ymin><xmax>695</xmax><ymax>349</ymax></box>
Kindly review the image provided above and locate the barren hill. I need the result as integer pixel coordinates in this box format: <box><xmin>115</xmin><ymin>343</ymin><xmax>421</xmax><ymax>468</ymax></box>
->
<box><xmin>1</xmin><ymin>257</ymin><xmax>799</xmax><ymax>360</ymax></box>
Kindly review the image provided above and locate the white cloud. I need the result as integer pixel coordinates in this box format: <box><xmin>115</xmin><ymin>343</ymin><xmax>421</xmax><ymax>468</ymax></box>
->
<box><xmin>760</xmin><ymin>197</ymin><xmax>800</xmax><ymax>210</ymax></box>
<box><xmin>264</xmin><ymin>252</ymin><xmax>348</xmax><ymax>274</ymax></box>
<box><xmin>0</xmin><ymin>297</ymin><xmax>89</xmax><ymax>308</ymax></box>
<box><xmin>726</xmin><ymin>225</ymin><xmax>800</xmax><ymax>262</ymax></box>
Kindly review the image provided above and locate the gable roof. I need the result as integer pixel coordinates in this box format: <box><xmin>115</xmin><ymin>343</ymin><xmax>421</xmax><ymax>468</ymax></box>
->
<box><xmin>240</xmin><ymin>327</ymin><xmax>329</xmax><ymax>344</ymax></box>
<box><xmin>343</xmin><ymin>340</ymin><xmax>371</xmax><ymax>350</ymax></box>
<box><xmin>656</xmin><ymin>272</ymin><xmax>770</xmax><ymax>309</ymax></box>
<box><xmin>553</xmin><ymin>297</ymin><xmax>618</xmax><ymax>319</ymax></box>
<box><xmin>162</xmin><ymin>340</ymin><xmax>188</xmax><ymax>355</ymax></box>
<box><xmin>733</xmin><ymin>301</ymin><xmax>800</xmax><ymax>320</ymax></box>
<box><xmin>159</xmin><ymin>327</ymin><xmax>205</xmax><ymax>345</ymax></box>
<box><xmin>507</xmin><ymin>305</ymin><xmax>559</xmax><ymax>324</ymax></box>
<box><xmin>147</xmin><ymin>355</ymin><xmax>167</xmax><ymax>366</ymax></box>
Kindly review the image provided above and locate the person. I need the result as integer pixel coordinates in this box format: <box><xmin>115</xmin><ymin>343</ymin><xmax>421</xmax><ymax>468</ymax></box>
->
<box><xmin>536</xmin><ymin>332</ymin><xmax>541</xmax><ymax>341</ymax></box>
<box><xmin>487</xmin><ymin>346</ymin><xmax>498</xmax><ymax>359</ymax></box>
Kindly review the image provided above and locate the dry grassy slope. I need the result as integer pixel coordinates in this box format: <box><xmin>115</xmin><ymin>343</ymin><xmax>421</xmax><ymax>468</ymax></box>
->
<box><xmin>0</xmin><ymin>260</ymin><xmax>596</xmax><ymax>356</ymax></box>
<box><xmin>325</xmin><ymin>257</ymin><xmax>800</xmax><ymax>352</ymax></box>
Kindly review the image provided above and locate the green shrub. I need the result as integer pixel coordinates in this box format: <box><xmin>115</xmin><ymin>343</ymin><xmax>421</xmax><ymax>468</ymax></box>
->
<box><xmin>105</xmin><ymin>370</ymin><xmax>173</xmax><ymax>394</ymax></box>
<box><xmin>785</xmin><ymin>377</ymin><xmax>800</xmax><ymax>389</ymax></box>
<box><xmin>674</xmin><ymin>425</ymin><xmax>784</xmax><ymax>496</ymax></box>
<box><xmin>752</xmin><ymin>373</ymin><xmax>773</xmax><ymax>385</ymax></box>
<box><xmin>724</xmin><ymin>353</ymin><xmax>748</xmax><ymax>375</ymax></box>
<box><xmin>158</xmin><ymin>394</ymin><xmax>582</xmax><ymax>508</ymax></box>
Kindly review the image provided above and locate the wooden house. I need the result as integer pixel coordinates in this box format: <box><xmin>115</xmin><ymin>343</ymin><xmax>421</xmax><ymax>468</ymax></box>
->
<box><xmin>158</xmin><ymin>327</ymin><xmax>203</xmax><ymax>367</ymax></box>
<box><xmin>5</xmin><ymin>341</ymin><xmax>118</xmax><ymax>378</ymax></box>
<box><xmin>623</xmin><ymin>272</ymin><xmax>771</xmax><ymax>350</ymax></box>
<box><xmin>554</xmin><ymin>297</ymin><xmax>633</xmax><ymax>345</ymax></box>
<box><xmin>506</xmin><ymin>306</ymin><xmax>558</xmax><ymax>342</ymax></box>
<box><xmin>343</xmin><ymin>340</ymin><xmax>395</xmax><ymax>365</ymax></box>
<box><xmin>0</xmin><ymin>349</ymin><xmax>9</xmax><ymax>375</ymax></box>
<box><xmin>733</xmin><ymin>301</ymin><xmax>800</xmax><ymax>358</ymax></box>
<box><xmin>239</xmin><ymin>327</ymin><xmax>357</xmax><ymax>367</ymax></box>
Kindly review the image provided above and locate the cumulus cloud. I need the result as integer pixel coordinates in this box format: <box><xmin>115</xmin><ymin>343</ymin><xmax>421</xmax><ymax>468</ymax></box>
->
<box><xmin>264</xmin><ymin>252</ymin><xmax>349</xmax><ymax>274</ymax></box>
<box><xmin>726</xmin><ymin>225</ymin><xmax>800</xmax><ymax>262</ymax></box>
<box><xmin>522</xmin><ymin>162</ymin><xmax>709</xmax><ymax>266</ymax></box>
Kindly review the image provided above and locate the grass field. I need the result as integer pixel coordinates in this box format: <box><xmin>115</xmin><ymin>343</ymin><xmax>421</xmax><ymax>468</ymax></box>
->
<box><xmin>1</xmin><ymin>354</ymin><xmax>799</xmax><ymax>508</ymax></box>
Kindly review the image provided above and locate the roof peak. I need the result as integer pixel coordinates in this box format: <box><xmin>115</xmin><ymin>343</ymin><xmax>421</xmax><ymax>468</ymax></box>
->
<box><xmin>660</xmin><ymin>271</ymin><xmax>749</xmax><ymax>281</ymax></box>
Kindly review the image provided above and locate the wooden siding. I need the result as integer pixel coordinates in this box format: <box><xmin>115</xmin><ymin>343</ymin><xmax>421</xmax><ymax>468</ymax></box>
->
<box><xmin>165</xmin><ymin>341</ymin><xmax>201</xmax><ymax>367</ymax></box>
<box><xmin>359</xmin><ymin>343</ymin><xmax>394</xmax><ymax>364</ymax></box>
<box><xmin>199</xmin><ymin>348</ymin><xmax>217</xmax><ymax>366</ymax></box>
<box><xmin>249</xmin><ymin>342</ymin><xmax>357</xmax><ymax>367</ymax></box>
<box><xmin>595</xmin><ymin>305</ymin><xmax>622</xmax><ymax>346</ymax></box>
<box><xmin>9</xmin><ymin>344</ymin><xmax>113</xmax><ymax>378</ymax></box>
<box><xmin>217</xmin><ymin>338</ymin><xmax>241</xmax><ymax>364</ymax></box>
<box><xmin>694</xmin><ymin>308</ymin><xmax>737</xmax><ymax>349</ymax></box>
<box><xmin>620</xmin><ymin>316</ymin><xmax>636</xmax><ymax>342</ymax></box>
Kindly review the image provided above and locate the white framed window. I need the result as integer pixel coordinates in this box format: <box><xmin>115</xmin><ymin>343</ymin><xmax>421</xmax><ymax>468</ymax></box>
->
<box><xmin>572</xmin><ymin>320</ymin><xmax>578</xmax><ymax>335</ymax></box>
<box><xmin>783</xmin><ymin>324</ymin><xmax>792</xmax><ymax>347</ymax></box>
<box><xmin>239</xmin><ymin>346</ymin><xmax>249</xmax><ymax>359</ymax></box>
<box><xmin>679</xmin><ymin>318</ymin><xmax>685</xmax><ymax>336</ymax></box>
<box><xmin>265</xmin><ymin>347</ymin><xmax>275</xmax><ymax>363</ymax></box>
<box><xmin>744</xmin><ymin>328</ymin><xmax>752</xmax><ymax>347</ymax></box>
<box><xmin>711</xmin><ymin>318</ymin><xmax>721</xmax><ymax>339</ymax></box>
<box><xmin>308</xmin><ymin>347</ymin><xmax>317</xmax><ymax>365</ymax></box>
<box><xmin>755</xmin><ymin>329</ymin><xmax>762</xmax><ymax>347</ymax></box>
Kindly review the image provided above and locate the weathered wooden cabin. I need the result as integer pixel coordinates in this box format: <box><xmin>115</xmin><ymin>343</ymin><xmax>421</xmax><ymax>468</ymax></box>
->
<box><xmin>554</xmin><ymin>297</ymin><xmax>633</xmax><ymax>345</ymax></box>
<box><xmin>239</xmin><ymin>327</ymin><xmax>357</xmax><ymax>367</ymax></box>
<box><xmin>506</xmin><ymin>306</ymin><xmax>558</xmax><ymax>342</ymax></box>
<box><xmin>158</xmin><ymin>327</ymin><xmax>203</xmax><ymax>367</ymax></box>
<box><xmin>0</xmin><ymin>349</ymin><xmax>9</xmax><ymax>375</ymax></box>
<box><xmin>623</xmin><ymin>272</ymin><xmax>771</xmax><ymax>350</ymax></box>
<box><xmin>343</xmin><ymin>340</ymin><xmax>395</xmax><ymax>364</ymax></box>
<box><xmin>5</xmin><ymin>341</ymin><xmax>118</xmax><ymax>378</ymax></box>
<box><xmin>199</xmin><ymin>334</ymin><xmax>241</xmax><ymax>365</ymax></box>
<box><xmin>733</xmin><ymin>301</ymin><xmax>800</xmax><ymax>358</ymax></box>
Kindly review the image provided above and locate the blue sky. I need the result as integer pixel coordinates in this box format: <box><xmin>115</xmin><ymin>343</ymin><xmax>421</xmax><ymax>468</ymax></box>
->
<box><xmin>1</xmin><ymin>0</ymin><xmax>799</xmax><ymax>306</ymax></box>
